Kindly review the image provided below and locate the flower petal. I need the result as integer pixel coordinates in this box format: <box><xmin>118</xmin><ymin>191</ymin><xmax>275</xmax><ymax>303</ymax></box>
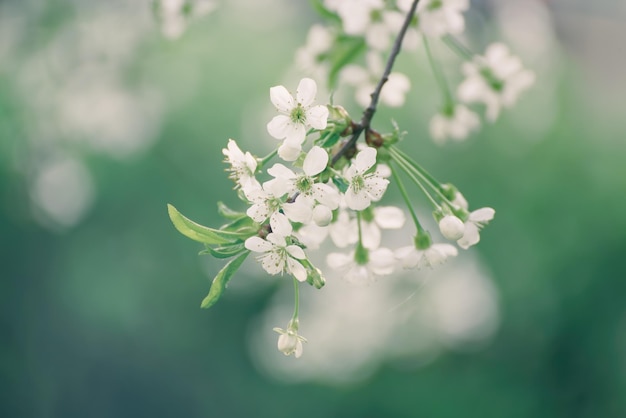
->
<box><xmin>296</xmin><ymin>77</ymin><xmax>317</xmax><ymax>107</ymax></box>
<box><xmin>354</xmin><ymin>147</ymin><xmax>377</xmax><ymax>172</ymax></box>
<box><xmin>286</xmin><ymin>245</ymin><xmax>306</xmax><ymax>260</ymax></box>
<box><xmin>305</xmin><ymin>105</ymin><xmax>329</xmax><ymax>130</ymax></box>
<box><xmin>470</xmin><ymin>207</ymin><xmax>495</xmax><ymax>223</ymax></box>
<box><xmin>365</xmin><ymin>176</ymin><xmax>389</xmax><ymax>201</ymax></box>
<box><xmin>245</xmin><ymin>236</ymin><xmax>273</xmax><ymax>253</ymax></box>
<box><xmin>267</xmin><ymin>115</ymin><xmax>291</xmax><ymax>140</ymax></box>
<box><xmin>269</xmin><ymin>85</ymin><xmax>295</xmax><ymax>113</ymax></box>
<box><xmin>277</xmin><ymin>142</ymin><xmax>301</xmax><ymax>162</ymax></box>
<box><xmin>270</xmin><ymin>212</ymin><xmax>293</xmax><ymax>237</ymax></box>
<box><xmin>303</xmin><ymin>146</ymin><xmax>329</xmax><ymax>176</ymax></box>
<box><xmin>374</xmin><ymin>206</ymin><xmax>405</xmax><ymax>229</ymax></box>
<box><xmin>457</xmin><ymin>222</ymin><xmax>480</xmax><ymax>249</ymax></box>
<box><xmin>345</xmin><ymin>188</ymin><xmax>371</xmax><ymax>211</ymax></box>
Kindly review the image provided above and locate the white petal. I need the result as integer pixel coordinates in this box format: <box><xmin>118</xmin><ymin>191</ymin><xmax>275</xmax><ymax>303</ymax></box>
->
<box><xmin>469</xmin><ymin>207</ymin><xmax>495</xmax><ymax>222</ymax></box>
<box><xmin>294</xmin><ymin>340</ymin><xmax>304</xmax><ymax>358</ymax></box>
<box><xmin>277</xmin><ymin>142</ymin><xmax>301</xmax><ymax>162</ymax></box>
<box><xmin>246</xmin><ymin>202</ymin><xmax>269</xmax><ymax>223</ymax></box>
<box><xmin>267</xmin><ymin>163</ymin><xmax>297</xmax><ymax>181</ymax></box>
<box><xmin>261</xmin><ymin>252</ymin><xmax>284</xmax><ymax>275</ymax></box>
<box><xmin>345</xmin><ymin>188</ymin><xmax>371</xmax><ymax>211</ymax></box>
<box><xmin>266</xmin><ymin>233</ymin><xmax>286</xmax><ymax>248</ymax></box>
<box><xmin>326</xmin><ymin>252</ymin><xmax>352</xmax><ymax>270</ymax></box>
<box><xmin>439</xmin><ymin>215</ymin><xmax>465</xmax><ymax>240</ymax></box>
<box><xmin>267</xmin><ymin>115</ymin><xmax>291</xmax><ymax>140</ymax></box>
<box><xmin>288</xmin><ymin>258</ymin><xmax>308</xmax><ymax>282</ymax></box>
<box><xmin>312</xmin><ymin>183</ymin><xmax>340</xmax><ymax>209</ymax></box>
<box><xmin>269</xmin><ymin>85</ymin><xmax>295</xmax><ymax>113</ymax></box>
<box><xmin>245</xmin><ymin>236</ymin><xmax>273</xmax><ymax>253</ymax></box>
<box><xmin>270</xmin><ymin>212</ymin><xmax>292</xmax><ymax>237</ymax></box>
<box><xmin>312</xmin><ymin>204</ymin><xmax>333</xmax><ymax>226</ymax></box>
<box><xmin>353</xmin><ymin>147</ymin><xmax>377</xmax><ymax>173</ymax></box>
<box><xmin>365</xmin><ymin>176</ymin><xmax>389</xmax><ymax>201</ymax></box>
<box><xmin>296</xmin><ymin>78</ymin><xmax>317</xmax><ymax>107</ymax></box>
<box><xmin>283</xmin><ymin>122</ymin><xmax>307</xmax><ymax>145</ymax></box>
<box><xmin>306</xmin><ymin>105</ymin><xmax>329</xmax><ymax>130</ymax></box>
<box><xmin>286</xmin><ymin>245</ymin><xmax>306</xmax><ymax>260</ymax></box>
<box><xmin>395</xmin><ymin>246</ymin><xmax>422</xmax><ymax>269</ymax></box>
<box><xmin>303</xmin><ymin>146</ymin><xmax>328</xmax><ymax>176</ymax></box>
<box><xmin>374</xmin><ymin>206</ymin><xmax>405</xmax><ymax>229</ymax></box>
<box><xmin>457</xmin><ymin>222</ymin><xmax>480</xmax><ymax>249</ymax></box>
<box><xmin>283</xmin><ymin>198</ymin><xmax>313</xmax><ymax>224</ymax></box>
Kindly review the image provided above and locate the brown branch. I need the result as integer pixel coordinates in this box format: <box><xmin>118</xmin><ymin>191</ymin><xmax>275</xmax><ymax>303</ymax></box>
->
<box><xmin>330</xmin><ymin>0</ymin><xmax>420</xmax><ymax>167</ymax></box>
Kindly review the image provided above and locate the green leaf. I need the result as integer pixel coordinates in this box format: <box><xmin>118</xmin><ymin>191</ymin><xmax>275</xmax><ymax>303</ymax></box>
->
<box><xmin>309</xmin><ymin>0</ymin><xmax>341</xmax><ymax>23</ymax></box>
<box><xmin>217</xmin><ymin>201</ymin><xmax>245</xmax><ymax>220</ymax></box>
<box><xmin>319</xmin><ymin>132</ymin><xmax>341</xmax><ymax>148</ymax></box>
<box><xmin>200</xmin><ymin>243</ymin><xmax>246</xmax><ymax>259</ymax></box>
<box><xmin>332</xmin><ymin>177</ymin><xmax>349</xmax><ymax>194</ymax></box>
<box><xmin>220</xmin><ymin>216</ymin><xmax>257</xmax><ymax>235</ymax></box>
<box><xmin>168</xmin><ymin>204</ymin><xmax>244</xmax><ymax>245</ymax></box>
<box><xmin>201</xmin><ymin>251</ymin><xmax>250</xmax><ymax>309</ymax></box>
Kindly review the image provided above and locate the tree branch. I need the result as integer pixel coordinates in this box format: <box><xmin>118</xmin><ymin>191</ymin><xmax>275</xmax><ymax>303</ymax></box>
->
<box><xmin>330</xmin><ymin>0</ymin><xmax>420</xmax><ymax>166</ymax></box>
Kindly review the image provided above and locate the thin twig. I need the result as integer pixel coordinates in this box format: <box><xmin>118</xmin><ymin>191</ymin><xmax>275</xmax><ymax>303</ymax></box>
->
<box><xmin>330</xmin><ymin>0</ymin><xmax>420</xmax><ymax>166</ymax></box>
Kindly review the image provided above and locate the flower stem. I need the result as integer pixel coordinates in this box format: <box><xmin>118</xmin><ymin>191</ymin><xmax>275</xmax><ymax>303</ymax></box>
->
<box><xmin>259</xmin><ymin>149</ymin><xmax>278</xmax><ymax>169</ymax></box>
<box><xmin>391</xmin><ymin>152</ymin><xmax>441</xmax><ymax>210</ymax></box>
<box><xmin>330</xmin><ymin>0</ymin><xmax>421</xmax><ymax>166</ymax></box>
<box><xmin>442</xmin><ymin>35</ymin><xmax>474</xmax><ymax>60</ymax></box>
<box><xmin>390</xmin><ymin>161</ymin><xmax>425</xmax><ymax>234</ymax></box>
<box><xmin>423</xmin><ymin>35</ymin><xmax>454</xmax><ymax>109</ymax></box>
<box><xmin>291</xmin><ymin>276</ymin><xmax>300</xmax><ymax>321</ymax></box>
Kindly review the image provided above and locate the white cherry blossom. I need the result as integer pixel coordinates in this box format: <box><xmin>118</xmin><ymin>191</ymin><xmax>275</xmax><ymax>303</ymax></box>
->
<box><xmin>222</xmin><ymin>139</ymin><xmax>260</xmax><ymax>192</ymax></box>
<box><xmin>344</xmin><ymin>147</ymin><xmax>389</xmax><ymax>211</ymax></box>
<box><xmin>413</xmin><ymin>0</ymin><xmax>469</xmax><ymax>38</ymax></box>
<box><xmin>244</xmin><ymin>182</ymin><xmax>310</xmax><ymax>224</ymax></box>
<box><xmin>457</xmin><ymin>207</ymin><xmax>495</xmax><ymax>249</ymax></box>
<box><xmin>458</xmin><ymin>43</ymin><xmax>535</xmax><ymax>122</ymax></box>
<box><xmin>326</xmin><ymin>247</ymin><xmax>395</xmax><ymax>284</ymax></box>
<box><xmin>395</xmin><ymin>243</ymin><xmax>458</xmax><ymax>269</ymax></box>
<box><xmin>295</xmin><ymin>24</ymin><xmax>334</xmax><ymax>79</ymax></box>
<box><xmin>360</xmin><ymin>206</ymin><xmax>406</xmax><ymax>249</ymax></box>
<box><xmin>273</xmin><ymin>320</ymin><xmax>307</xmax><ymax>358</ymax></box>
<box><xmin>341</xmin><ymin>53</ymin><xmax>411</xmax><ymax>108</ymax></box>
<box><xmin>429</xmin><ymin>104</ymin><xmax>480</xmax><ymax>144</ymax></box>
<box><xmin>439</xmin><ymin>214</ymin><xmax>465</xmax><ymax>241</ymax></box>
<box><xmin>266</xmin><ymin>78</ymin><xmax>329</xmax><ymax>160</ymax></box>
<box><xmin>245</xmin><ymin>213</ymin><xmax>308</xmax><ymax>281</ymax></box>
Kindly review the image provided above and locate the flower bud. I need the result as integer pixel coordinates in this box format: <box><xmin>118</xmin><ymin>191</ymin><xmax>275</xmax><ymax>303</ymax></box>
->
<box><xmin>312</xmin><ymin>205</ymin><xmax>332</xmax><ymax>227</ymax></box>
<box><xmin>439</xmin><ymin>215</ymin><xmax>465</xmax><ymax>241</ymax></box>
<box><xmin>277</xmin><ymin>331</ymin><xmax>303</xmax><ymax>358</ymax></box>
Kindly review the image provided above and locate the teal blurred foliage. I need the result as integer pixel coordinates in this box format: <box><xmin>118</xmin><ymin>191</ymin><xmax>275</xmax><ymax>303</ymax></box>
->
<box><xmin>1</xmin><ymin>0</ymin><xmax>626</xmax><ymax>417</ymax></box>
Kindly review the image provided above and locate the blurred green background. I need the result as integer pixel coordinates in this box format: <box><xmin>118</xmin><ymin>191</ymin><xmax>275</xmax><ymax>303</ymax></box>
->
<box><xmin>2</xmin><ymin>0</ymin><xmax>626</xmax><ymax>417</ymax></box>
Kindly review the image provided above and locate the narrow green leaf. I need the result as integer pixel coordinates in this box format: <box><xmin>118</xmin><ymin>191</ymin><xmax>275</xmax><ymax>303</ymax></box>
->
<box><xmin>200</xmin><ymin>243</ymin><xmax>246</xmax><ymax>259</ymax></box>
<box><xmin>220</xmin><ymin>216</ymin><xmax>257</xmax><ymax>234</ymax></box>
<box><xmin>217</xmin><ymin>201</ymin><xmax>245</xmax><ymax>220</ymax></box>
<box><xmin>168</xmin><ymin>204</ymin><xmax>242</xmax><ymax>245</ymax></box>
<box><xmin>201</xmin><ymin>251</ymin><xmax>250</xmax><ymax>309</ymax></box>
<box><xmin>332</xmin><ymin>177</ymin><xmax>349</xmax><ymax>193</ymax></box>
<box><xmin>319</xmin><ymin>132</ymin><xmax>341</xmax><ymax>148</ymax></box>
<box><xmin>309</xmin><ymin>0</ymin><xmax>341</xmax><ymax>23</ymax></box>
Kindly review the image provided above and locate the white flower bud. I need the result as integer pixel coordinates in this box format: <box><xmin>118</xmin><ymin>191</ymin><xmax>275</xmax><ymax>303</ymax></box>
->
<box><xmin>439</xmin><ymin>215</ymin><xmax>465</xmax><ymax>241</ymax></box>
<box><xmin>277</xmin><ymin>332</ymin><xmax>302</xmax><ymax>358</ymax></box>
<box><xmin>312</xmin><ymin>205</ymin><xmax>332</xmax><ymax>226</ymax></box>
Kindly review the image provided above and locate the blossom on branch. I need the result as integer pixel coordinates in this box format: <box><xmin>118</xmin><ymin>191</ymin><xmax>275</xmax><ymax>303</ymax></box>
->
<box><xmin>458</xmin><ymin>43</ymin><xmax>535</xmax><ymax>122</ymax></box>
<box><xmin>344</xmin><ymin>147</ymin><xmax>389</xmax><ymax>211</ymax></box>
<box><xmin>266</xmin><ymin>78</ymin><xmax>329</xmax><ymax>161</ymax></box>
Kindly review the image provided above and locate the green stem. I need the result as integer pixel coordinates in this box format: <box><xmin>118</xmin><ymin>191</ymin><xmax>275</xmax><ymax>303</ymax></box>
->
<box><xmin>391</xmin><ymin>153</ymin><xmax>441</xmax><ymax>210</ymax></box>
<box><xmin>442</xmin><ymin>34</ymin><xmax>474</xmax><ymax>60</ymax></box>
<box><xmin>423</xmin><ymin>35</ymin><xmax>454</xmax><ymax>108</ymax></box>
<box><xmin>292</xmin><ymin>276</ymin><xmax>300</xmax><ymax>321</ymax></box>
<box><xmin>390</xmin><ymin>162</ymin><xmax>424</xmax><ymax>234</ymax></box>
<box><xmin>259</xmin><ymin>149</ymin><xmax>278</xmax><ymax>169</ymax></box>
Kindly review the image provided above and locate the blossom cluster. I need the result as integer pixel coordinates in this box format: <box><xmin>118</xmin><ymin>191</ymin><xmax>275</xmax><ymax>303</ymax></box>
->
<box><xmin>296</xmin><ymin>0</ymin><xmax>535</xmax><ymax>144</ymax></box>
<box><xmin>211</xmin><ymin>77</ymin><xmax>493</xmax><ymax>358</ymax></box>
<box><xmin>168</xmin><ymin>0</ymin><xmax>532</xmax><ymax>360</ymax></box>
